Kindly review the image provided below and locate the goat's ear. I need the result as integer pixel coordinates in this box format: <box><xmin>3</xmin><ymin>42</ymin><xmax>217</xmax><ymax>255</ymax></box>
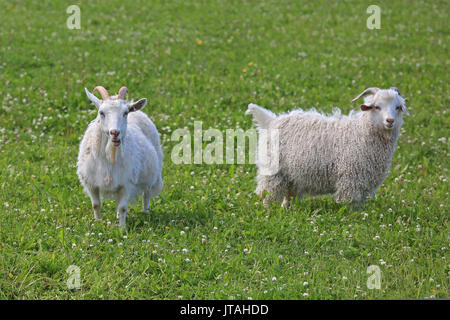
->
<box><xmin>360</xmin><ymin>104</ymin><xmax>373</xmax><ymax>111</ymax></box>
<box><xmin>401</xmin><ymin>104</ymin><xmax>410</xmax><ymax>116</ymax></box>
<box><xmin>129</xmin><ymin>98</ymin><xmax>147</xmax><ymax>112</ymax></box>
<box><xmin>85</xmin><ymin>88</ymin><xmax>101</xmax><ymax>109</ymax></box>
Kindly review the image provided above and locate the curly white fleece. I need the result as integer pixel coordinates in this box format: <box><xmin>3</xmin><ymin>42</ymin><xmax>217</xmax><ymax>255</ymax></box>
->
<box><xmin>246</xmin><ymin>88</ymin><xmax>406</xmax><ymax>207</ymax></box>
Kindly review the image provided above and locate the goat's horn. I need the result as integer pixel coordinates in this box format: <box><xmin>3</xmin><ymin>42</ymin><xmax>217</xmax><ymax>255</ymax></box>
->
<box><xmin>351</xmin><ymin>87</ymin><xmax>380</xmax><ymax>102</ymax></box>
<box><xmin>117</xmin><ymin>86</ymin><xmax>128</xmax><ymax>100</ymax></box>
<box><xmin>93</xmin><ymin>86</ymin><xmax>109</xmax><ymax>100</ymax></box>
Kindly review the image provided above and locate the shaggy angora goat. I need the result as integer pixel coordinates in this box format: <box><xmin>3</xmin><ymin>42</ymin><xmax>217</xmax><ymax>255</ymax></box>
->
<box><xmin>246</xmin><ymin>87</ymin><xmax>409</xmax><ymax>208</ymax></box>
<box><xmin>77</xmin><ymin>86</ymin><xmax>163</xmax><ymax>227</ymax></box>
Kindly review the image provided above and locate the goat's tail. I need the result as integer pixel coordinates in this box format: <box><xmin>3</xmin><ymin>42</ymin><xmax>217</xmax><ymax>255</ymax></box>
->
<box><xmin>245</xmin><ymin>103</ymin><xmax>276</xmax><ymax>129</ymax></box>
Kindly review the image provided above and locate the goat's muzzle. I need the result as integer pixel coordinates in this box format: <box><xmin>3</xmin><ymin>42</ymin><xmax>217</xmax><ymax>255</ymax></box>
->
<box><xmin>110</xmin><ymin>129</ymin><xmax>121</xmax><ymax>146</ymax></box>
<box><xmin>384</xmin><ymin>118</ymin><xmax>395</xmax><ymax>129</ymax></box>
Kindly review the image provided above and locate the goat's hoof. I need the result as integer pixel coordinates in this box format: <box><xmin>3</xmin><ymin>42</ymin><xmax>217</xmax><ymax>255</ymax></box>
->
<box><xmin>281</xmin><ymin>200</ymin><xmax>291</xmax><ymax>209</ymax></box>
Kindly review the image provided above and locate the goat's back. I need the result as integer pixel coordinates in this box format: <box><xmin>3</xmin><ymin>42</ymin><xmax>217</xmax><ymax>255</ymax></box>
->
<box><xmin>128</xmin><ymin>111</ymin><xmax>162</xmax><ymax>157</ymax></box>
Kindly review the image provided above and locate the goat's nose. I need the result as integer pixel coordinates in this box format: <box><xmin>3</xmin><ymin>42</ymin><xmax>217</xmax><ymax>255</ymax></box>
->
<box><xmin>386</xmin><ymin>118</ymin><xmax>394</xmax><ymax>124</ymax></box>
<box><xmin>109</xmin><ymin>129</ymin><xmax>120</xmax><ymax>137</ymax></box>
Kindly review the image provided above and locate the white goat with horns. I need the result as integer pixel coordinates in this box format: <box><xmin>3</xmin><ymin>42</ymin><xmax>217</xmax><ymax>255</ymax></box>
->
<box><xmin>246</xmin><ymin>87</ymin><xmax>409</xmax><ymax>208</ymax></box>
<box><xmin>77</xmin><ymin>86</ymin><xmax>163</xmax><ymax>227</ymax></box>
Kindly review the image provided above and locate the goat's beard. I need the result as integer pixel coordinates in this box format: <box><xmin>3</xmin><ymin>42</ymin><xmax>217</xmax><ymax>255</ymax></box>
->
<box><xmin>105</xmin><ymin>139</ymin><xmax>121</xmax><ymax>164</ymax></box>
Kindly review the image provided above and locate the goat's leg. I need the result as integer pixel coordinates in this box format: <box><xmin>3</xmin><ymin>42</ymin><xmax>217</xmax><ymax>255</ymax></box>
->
<box><xmin>115</xmin><ymin>187</ymin><xmax>129</xmax><ymax>228</ymax></box>
<box><xmin>143</xmin><ymin>176</ymin><xmax>163</xmax><ymax>213</ymax></box>
<box><xmin>349</xmin><ymin>194</ymin><xmax>367</xmax><ymax>212</ymax></box>
<box><xmin>281</xmin><ymin>197</ymin><xmax>291</xmax><ymax>208</ymax></box>
<box><xmin>143</xmin><ymin>188</ymin><xmax>150</xmax><ymax>214</ymax></box>
<box><xmin>334</xmin><ymin>179</ymin><xmax>368</xmax><ymax>210</ymax></box>
<box><xmin>89</xmin><ymin>187</ymin><xmax>101</xmax><ymax>220</ymax></box>
<box><xmin>256</xmin><ymin>174</ymin><xmax>288</xmax><ymax>206</ymax></box>
<box><xmin>281</xmin><ymin>188</ymin><xmax>302</xmax><ymax>209</ymax></box>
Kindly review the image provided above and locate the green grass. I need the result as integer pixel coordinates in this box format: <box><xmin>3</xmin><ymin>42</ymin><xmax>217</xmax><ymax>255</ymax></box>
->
<box><xmin>0</xmin><ymin>0</ymin><xmax>448</xmax><ymax>299</ymax></box>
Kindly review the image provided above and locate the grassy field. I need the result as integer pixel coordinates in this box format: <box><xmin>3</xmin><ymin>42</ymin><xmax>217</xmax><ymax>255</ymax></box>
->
<box><xmin>0</xmin><ymin>0</ymin><xmax>448</xmax><ymax>299</ymax></box>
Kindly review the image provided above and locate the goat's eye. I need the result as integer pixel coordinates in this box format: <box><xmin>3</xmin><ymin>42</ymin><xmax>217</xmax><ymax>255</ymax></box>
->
<box><xmin>374</xmin><ymin>106</ymin><xmax>381</xmax><ymax>110</ymax></box>
<box><xmin>99</xmin><ymin>111</ymin><xmax>105</xmax><ymax>117</ymax></box>
<box><xmin>396</xmin><ymin>106</ymin><xmax>402</xmax><ymax>111</ymax></box>
<box><xmin>123</xmin><ymin>112</ymin><xmax>129</xmax><ymax>117</ymax></box>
